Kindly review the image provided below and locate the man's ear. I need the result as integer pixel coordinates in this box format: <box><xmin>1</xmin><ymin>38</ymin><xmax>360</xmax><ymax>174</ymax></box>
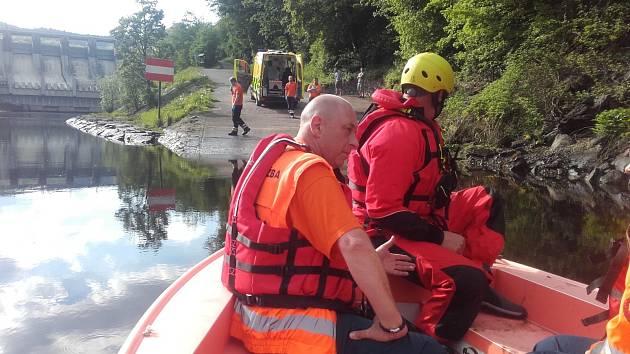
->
<box><xmin>310</xmin><ymin>115</ymin><xmax>322</xmax><ymax>137</ymax></box>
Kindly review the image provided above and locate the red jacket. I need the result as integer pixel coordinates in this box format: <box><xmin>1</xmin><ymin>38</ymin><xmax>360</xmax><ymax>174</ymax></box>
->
<box><xmin>348</xmin><ymin>89</ymin><xmax>447</xmax><ymax>222</ymax></box>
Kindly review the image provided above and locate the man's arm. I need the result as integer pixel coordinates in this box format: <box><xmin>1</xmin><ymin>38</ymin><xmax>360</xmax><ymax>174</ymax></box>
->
<box><xmin>336</xmin><ymin>228</ymin><xmax>409</xmax><ymax>341</ymax></box>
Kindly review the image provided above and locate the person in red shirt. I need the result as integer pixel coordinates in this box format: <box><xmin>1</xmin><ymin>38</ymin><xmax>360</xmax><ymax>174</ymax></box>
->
<box><xmin>307</xmin><ymin>78</ymin><xmax>322</xmax><ymax>101</ymax></box>
<box><xmin>228</xmin><ymin>77</ymin><xmax>251</xmax><ymax>136</ymax></box>
<box><xmin>284</xmin><ymin>75</ymin><xmax>298</xmax><ymax>119</ymax></box>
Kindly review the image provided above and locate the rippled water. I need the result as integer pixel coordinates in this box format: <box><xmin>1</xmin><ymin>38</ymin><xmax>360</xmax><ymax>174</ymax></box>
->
<box><xmin>0</xmin><ymin>116</ymin><xmax>628</xmax><ymax>354</ymax></box>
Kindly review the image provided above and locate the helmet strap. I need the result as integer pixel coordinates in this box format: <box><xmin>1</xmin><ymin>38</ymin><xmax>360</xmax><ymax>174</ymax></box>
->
<box><xmin>407</xmin><ymin>106</ymin><xmax>425</xmax><ymax>121</ymax></box>
<box><xmin>431</xmin><ymin>92</ymin><xmax>448</xmax><ymax>119</ymax></box>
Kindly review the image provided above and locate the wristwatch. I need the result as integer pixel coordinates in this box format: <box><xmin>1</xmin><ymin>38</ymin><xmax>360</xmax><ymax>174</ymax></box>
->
<box><xmin>379</xmin><ymin>320</ymin><xmax>407</xmax><ymax>334</ymax></box>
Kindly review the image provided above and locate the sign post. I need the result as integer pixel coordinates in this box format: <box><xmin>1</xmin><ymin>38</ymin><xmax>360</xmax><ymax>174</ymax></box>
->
<box><xmin>144</xmin><ymin>57</ymin><xmax>174</xmax><ymax>126</ymax></box>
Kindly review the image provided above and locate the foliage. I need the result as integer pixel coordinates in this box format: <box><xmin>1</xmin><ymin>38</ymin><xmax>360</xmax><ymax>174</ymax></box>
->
<box><xmin>594</xmin><ymin>108</ymin><xmax>630</xmax><ymax>138</ymax></box>
<box><xmin>156</xmin><ymin>15</ymin><xmax>224</xmax><ymax>70</ymax></box>
<box><xmin>137</xmin><ymin>68</ymin><xmax>212</xmax><ymax>129</ymax></box>
<box><xmin>138</xmin><ymin>87</ymin><xmax>214</xmax><ymax>129</ymax></box>
<box><xmin>165</xmin><ymin>67</ymin><xmax>209</xmax><ymax>91</ymax></box>
<box><xmin>108</xmin><ymin>0</ymin><xmax>629</xmax><ymax>144</ymax></box>
<box><xmin>111</xmin><ymin>0</ymin><xmax>167</xmax><ymax>112</ymax></box>
<box><xmin>100</xmin><ymin>75</ymin><xmax>120</xmax><ymax>113</ymax></box>
<box><xmin>367</xmin><ymin>0</ymin><xmax>629</xmax><ymax>144</ymax></box>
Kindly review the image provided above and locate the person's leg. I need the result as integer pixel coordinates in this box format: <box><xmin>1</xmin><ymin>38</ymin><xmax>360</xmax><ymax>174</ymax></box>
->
<box><xmin>289</xmin><ymin>97</ymin><xmax>297</xmax><ymax>118</ymax></box>
<box><xmin>336</xmin><ymin>313</ymin><xmax>446</xmax><ymax>354</ymax></box>
<box><xmin>388</xmin><ymin>238</ymin><xmax>489</xmax><ymax>342</ymax></box>
<box><xmin>530</xmin><ymin>335</ymin><xmax>597</xmax><ymax>354</ymax></box>
<box><xmin>229</xmin><ymin>105</ymin><xmax>239</xmax><ymax>135</ymax></box>
<box><xmin>447</xmin><ymin>186</ymin><xmax>526</xmax><ymax>318</ymax></box>
<box><xmin>436</xmin><ymin>265</ymin><xmax>489</xmax><ymax>341</ymax></box>
<box><xmin>233</xmin><ymin>105</ymin><xmax>249</xmax><ymax>135</ymax></box>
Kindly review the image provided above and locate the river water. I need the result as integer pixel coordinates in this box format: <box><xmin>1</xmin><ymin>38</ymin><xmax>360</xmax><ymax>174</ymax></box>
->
<box><xmin>0</xmin><ymin>116</ymin><xmax>628</xmax><ymax>354</ymax></box>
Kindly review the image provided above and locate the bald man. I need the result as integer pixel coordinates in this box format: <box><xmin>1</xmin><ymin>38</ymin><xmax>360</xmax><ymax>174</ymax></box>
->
<box><xmin>225</xmin><ymin>95</ymin><xmax>444</xmax><ymax>354</ymax></box>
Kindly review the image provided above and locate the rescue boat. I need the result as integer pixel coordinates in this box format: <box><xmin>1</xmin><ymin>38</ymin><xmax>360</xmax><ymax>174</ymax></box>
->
<box><xmin>118</xmin><ymin>250</ymin><xmax>607</xmax><ymax>354</ymax></box>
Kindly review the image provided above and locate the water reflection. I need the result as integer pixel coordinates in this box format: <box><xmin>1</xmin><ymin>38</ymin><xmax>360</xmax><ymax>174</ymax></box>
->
<box><xmin>460</xmin><ymin>173</ymin><xmax>629</xmax><ymax>282</ymax></box>
<box><xmin>0</xmin><ymin>117</ymin><xmax>232</xmax><ymax>354</ymax></box>
<box><xmin>0</xmin><ymin>117</ymin><xmax>628</xmax><ymax>354</ymax></box>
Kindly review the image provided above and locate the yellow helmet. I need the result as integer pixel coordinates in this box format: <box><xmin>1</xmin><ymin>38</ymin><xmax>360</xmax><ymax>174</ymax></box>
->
<box><xmin>401</xmin><ymin>52</ymin><xmax>454</xmax><ymax>94</ymax></box>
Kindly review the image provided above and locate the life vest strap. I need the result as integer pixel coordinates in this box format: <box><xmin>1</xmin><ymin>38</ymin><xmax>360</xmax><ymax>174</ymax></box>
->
<box><xmin>581</xmin><ymin>310</ymin><xmax>610</xmax><ymax>327</ymax></box>
<box><xmin>231</xmin><ymin>230</ymin><xmax>310</xmax><ymax>254</ymax></box>
<box><xmin>235</xmin><ymin>292</ymin><xmax>355</xmax><ymax>312</ymax></box>
<box><xmin>230</xmin><ymin>258</ymin><xmax>353</xmax><ymax>279</ymax></box>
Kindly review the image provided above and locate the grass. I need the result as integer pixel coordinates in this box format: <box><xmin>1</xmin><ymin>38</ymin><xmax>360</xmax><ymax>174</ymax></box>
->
<box><xmin>138</xmin><ymin>87</ymin><xmax>214</xmax><ymax>128</ymax></box>
<box><xmin>105</xmin><ymin>67</ymin><xmax>215</xmax><ymax>130</ymax></box>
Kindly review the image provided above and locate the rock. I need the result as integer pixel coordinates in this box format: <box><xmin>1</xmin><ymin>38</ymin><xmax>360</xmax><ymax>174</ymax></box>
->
<box><xmin>600</xmin><ymin>169</ymin><xmax>625</xmax><ymax>186</ymax></box>
<box><xmin>510</xmin><ymin>139</ymin><xmax>528</xmax><ymax>148</ymax></box>
<box><xmin>550</xmin><ymin>134</ymin><xmax>574</xmax><ymax>151</ymax></box>
<box><xmin>612</xmin><ymin>149</ymin><xmax>630</xmax><ymax>171</ymax></box>
<box><xmin>558</xmin><ymin>95</ymin><xmax>618</xmax><ymax>134</ymax></box>
<box><xmin>585</xmin><ymin>168</ymin><xmax>601</xmax><ymax>185</ymax></box>
<box><xmin>568</xmin><ymin>168</ymin><xmax>580</xmax><ymax>181</ymax></box>
<box><xmin>466</xmin><ymin>146</ymin><xmax>497</xmax><ymax>158</ymax></box>
<box><xmin>508</xmin><ymin>157</ymin><xmax>529</xmax><ymax>177</ymax></box>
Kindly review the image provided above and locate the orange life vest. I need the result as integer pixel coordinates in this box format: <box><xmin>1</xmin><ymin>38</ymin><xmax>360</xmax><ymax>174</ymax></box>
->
<box><xmin>308</xmin><ymin>84</ymin><xmax>322</xmax><ymax>99</ymax></box>
<box><xmin>587</xmin><ymin>261</ymin><xmax>630</xmax><ymax>354</ymax></box>
<box><xmin>222</xmin><ymin>134</ymin><xmax>358</xmax><ymax>311</ymax></box>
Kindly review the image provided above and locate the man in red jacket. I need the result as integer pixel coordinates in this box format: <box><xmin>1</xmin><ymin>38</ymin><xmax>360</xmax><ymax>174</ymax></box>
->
<box><xmin>347</xmin><ymin>52</ymin><xmax>525</xmax><ymax>342</ymax></box>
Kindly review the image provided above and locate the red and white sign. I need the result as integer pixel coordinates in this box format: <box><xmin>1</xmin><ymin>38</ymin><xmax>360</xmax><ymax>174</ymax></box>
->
<box><xmin>147</xmin><ymin>188</ymin><xmax>176</xmax><ymax>212</ymax></box>
<box><xmin>144</xmin><ymin>57</ymin><xmax>174</xmax><ymax>82</ymax></box>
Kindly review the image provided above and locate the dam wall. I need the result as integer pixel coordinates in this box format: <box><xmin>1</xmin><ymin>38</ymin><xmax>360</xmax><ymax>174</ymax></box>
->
<box><xmin>0</xmin><ymin>30</ymin><xmax>116</xmax><ymax>112</ymax></box>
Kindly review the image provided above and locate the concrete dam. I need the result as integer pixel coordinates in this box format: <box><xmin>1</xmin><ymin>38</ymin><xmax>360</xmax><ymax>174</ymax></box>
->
<box><xmin>0</xmin><ymin>29</ymin><xmax>116</xmax><ymax>112</ymax></box>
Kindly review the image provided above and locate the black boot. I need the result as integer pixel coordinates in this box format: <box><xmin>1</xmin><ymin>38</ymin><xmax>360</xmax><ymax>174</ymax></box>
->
<box><xmin>481</xmin><ymin>287</ymin><xmax>528</xmax><ymax>319</ymax></box>
<box><xmin>228</xmin><ymin>128</ymin><xmax>238</xmax><ymax>136</ymax></box>
<box><xmin>242</xmin><ymin>126</ymin><xmax>251</xmax><ymax>136</ymax></box>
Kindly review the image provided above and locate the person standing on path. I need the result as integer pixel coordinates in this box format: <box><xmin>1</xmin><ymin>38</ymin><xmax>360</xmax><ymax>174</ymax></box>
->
<box><xmin>356</xmin><ymin>68</ymin><xmax>364</xmax><ymax>98</ymax></box>
<box><xmin>228</xmin><ymin>77</ymin><xmax>250</xmax><ymax>136</ymax></box>
<box><xmin>307</xmin><ymin>78</ymin><xmax>322</xmax><ymax>101</ymax></box>
<box><xmin>334</xmin><ymin>68</ymin><xmax>343</xmax><ymax>96</ymax></box>
<box><xmin>285</xmin><ymin>75</ymin><xmax>298</xmax><ymax>119</ymax></box>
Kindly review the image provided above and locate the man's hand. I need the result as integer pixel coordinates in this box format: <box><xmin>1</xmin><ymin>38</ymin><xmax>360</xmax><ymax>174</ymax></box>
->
<box><xmin>376</xmin><ymin>236</ymin><xmax>416</xmax><ymax>276</ymax></box>
<box><xmin>349</xmin><ymin>316</ymin><xmax>408</xmax><ymax>342</ymax></box>
<box><xmin>441</xmin><ymin>231</ymin><xmax>465</xmax><ymax>254</ymax></box>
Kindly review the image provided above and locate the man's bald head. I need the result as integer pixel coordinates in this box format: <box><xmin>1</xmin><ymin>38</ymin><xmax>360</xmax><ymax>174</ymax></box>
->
<box><xmin>298</xmin><ymin>94</ymin><xmax>354</xmax><ymax>127</ymax></box>
<box><xmin>295</xmin><ymin>94</ymin><xmax>358</xmax><ymax>168</ymax></box>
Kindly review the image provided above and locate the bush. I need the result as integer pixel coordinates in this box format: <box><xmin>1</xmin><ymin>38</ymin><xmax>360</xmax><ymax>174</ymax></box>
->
<box><xmin>100</xmin><ymin>75</ymin><xmax>120</xmax><ymax>113</ymax></box>
<box><xmin>165</xmin><ymin>67</ymin><xmax>208</xmax><ymax>91</ymax></box>
<box><xmin>594</xmin><ymin>108</ymin><xmax>630</xmax><ymax>138</ymax></box>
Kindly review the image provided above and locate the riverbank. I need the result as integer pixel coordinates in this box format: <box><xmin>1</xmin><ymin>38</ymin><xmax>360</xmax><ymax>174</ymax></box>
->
<box><xmin>65</xmin><ymin>68</ymin><xmax>630</xmax><ymax>198</ymax></box>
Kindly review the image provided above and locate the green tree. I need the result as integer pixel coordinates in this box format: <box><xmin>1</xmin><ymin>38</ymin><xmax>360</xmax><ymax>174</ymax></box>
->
<box><xmin>111</xmin><ymin>0</ymin><xmax>167</xmax><ymax>112</ymax></box>
<box><xmin>158</xmin><ymin>16</ymin><xmax>224</xmax><ymax>70</ymax></box>
<box><xmin>99</xmin><ymin>74</ymin><xmax>120</xmax><ymax>113</ymax></box>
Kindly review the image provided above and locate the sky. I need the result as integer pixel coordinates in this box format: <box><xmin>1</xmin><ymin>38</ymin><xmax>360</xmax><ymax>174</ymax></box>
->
<box><xmin>0</xmin><ymin>0</ymin><xmax>219</xmax><ymax>36</ymax></box>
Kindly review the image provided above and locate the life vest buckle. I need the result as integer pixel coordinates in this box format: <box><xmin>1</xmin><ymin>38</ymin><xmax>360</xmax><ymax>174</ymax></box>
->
<box><xmin>268</xmin><ymin>244</ymin><xmax>284</xmax><ymax>254</ymax></box>
<box><xmin>281</xmin><ymin>265</ymin><xmax>292</xmax><ymax>276</ymax></box>
<box><xmin>243</xmin><ymin>294</ymin><xmax>262</xmax><ymax>306</ymax></box>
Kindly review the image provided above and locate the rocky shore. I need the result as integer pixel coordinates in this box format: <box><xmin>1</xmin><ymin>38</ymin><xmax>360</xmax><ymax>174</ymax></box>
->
<box><xmin>67</xmin><ymin>114</ymin><xmax>629</xmax><ymax>194</ymax></box>
<box><xmin>66</xmin><ymin>115</ymin><xmax>161</xmax><ymax>146</ymax></box>
<box><xmin>463</xmin><ymin>134</ymin><xmax>629</xmax><ymax>194</ymax></box>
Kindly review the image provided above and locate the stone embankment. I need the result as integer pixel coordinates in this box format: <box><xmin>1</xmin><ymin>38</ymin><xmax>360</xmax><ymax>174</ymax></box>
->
<box><xmin>464</xmin><ymin>134</ymin><xmax>630</xmax><ymax>194</ymax></box>
<box><xmin>66</xmin><ymin>116</ymin><xmax>161</xmax><ymax>145</ymax></box>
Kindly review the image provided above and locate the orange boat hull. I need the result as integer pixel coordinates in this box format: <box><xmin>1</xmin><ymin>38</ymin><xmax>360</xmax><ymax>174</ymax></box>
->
<box><xmin>119</xmin><ymin>252</ymin><xmax>607</xmax><ymax>354</ymax></box>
